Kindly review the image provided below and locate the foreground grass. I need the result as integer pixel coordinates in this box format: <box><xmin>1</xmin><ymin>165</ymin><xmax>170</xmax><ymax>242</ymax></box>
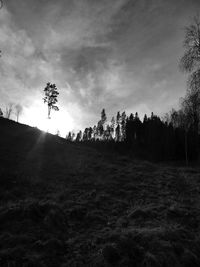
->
<box><xmin>0</xmin><ymin>118</ymin><xmax>200</xmax><ymax>266</ymax></box>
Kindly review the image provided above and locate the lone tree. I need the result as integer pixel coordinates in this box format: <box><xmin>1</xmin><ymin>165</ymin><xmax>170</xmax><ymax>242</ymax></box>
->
<box><xmin>43</xmin><ymin>82</ymin><xmax>59</xmax><ymax>119</ymax></box>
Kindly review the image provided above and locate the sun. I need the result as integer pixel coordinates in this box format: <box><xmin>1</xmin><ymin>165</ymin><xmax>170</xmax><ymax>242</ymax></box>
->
<box><xmin>24</xmin><ymin>104</ymin><xmax>74</xmax><ymax>137</ymax></box>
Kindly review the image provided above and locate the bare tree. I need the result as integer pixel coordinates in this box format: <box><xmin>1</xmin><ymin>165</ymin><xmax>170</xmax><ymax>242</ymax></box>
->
<box><xmin>15</xmin><ymin>104</ymin><xmax>23</xmax><ymax>122</ymax></box>
<box><xmin>182</xmin><ymin>88</ymin><xmax>200</xmax><ymax>132</ymax></box>
<box><xmin>0</xmin><ymin>108</ymin><xmax>3</xmax><ymax>117</ymax></box>
<box><xmin>5</xmin><ymin>103</ymin><xmax>13</xmax><ymax>119</ymax></box>
<box><xmin>180</xmin><ymin>15</ymin><xmax>200</xmax><ymax>141</ymax></box>
<box><xmin>180</xmin><ymin>15</ymin><xmax>200</xmax><ymax>74</ymax></box>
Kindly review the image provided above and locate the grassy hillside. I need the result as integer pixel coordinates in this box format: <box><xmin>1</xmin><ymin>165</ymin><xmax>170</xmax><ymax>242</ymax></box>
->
<box><xmin>0</xmin><ymin>117</ymin><xmax>200</xmax><ymax>267</ymax></box>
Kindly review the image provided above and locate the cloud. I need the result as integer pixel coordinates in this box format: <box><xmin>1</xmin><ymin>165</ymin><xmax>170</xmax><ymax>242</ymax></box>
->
<box><xmin>0</xmin><ymin>0</ymin><xmax>199</xmax><ymax>132</ymax></box>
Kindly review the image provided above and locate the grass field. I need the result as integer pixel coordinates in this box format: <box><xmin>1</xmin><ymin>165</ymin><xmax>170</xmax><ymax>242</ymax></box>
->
<box><xmin>0</xmin><ymin>117</ymin><xmax>200</xmax><ymax>266</ymax></box>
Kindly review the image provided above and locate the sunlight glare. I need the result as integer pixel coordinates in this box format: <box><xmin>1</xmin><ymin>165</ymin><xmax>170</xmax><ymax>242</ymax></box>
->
<box><xmin>24</xmin><ymin>104</ymin><xmax>74</xmax><ymax>137</ymax></box>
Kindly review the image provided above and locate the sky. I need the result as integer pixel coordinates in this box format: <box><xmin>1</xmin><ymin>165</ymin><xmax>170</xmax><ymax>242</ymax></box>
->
<box><xmin>0</xmin><ymin>0</ymin><xmax>199</xmax><ymax>136</ymax></box>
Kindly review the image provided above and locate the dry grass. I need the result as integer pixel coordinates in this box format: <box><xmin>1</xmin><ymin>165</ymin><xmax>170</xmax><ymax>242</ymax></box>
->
<box><xmin>0</xmin><ymin>118</ymin><xmax>200</xmax><ymax>266</ymax></box>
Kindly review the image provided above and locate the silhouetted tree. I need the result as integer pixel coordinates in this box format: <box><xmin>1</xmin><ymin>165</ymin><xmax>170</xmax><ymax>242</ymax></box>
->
<box><xmin>184</xmin><ymin>88</ymin><xmax>200</xmax><ymax>132</ymax></box>
<box><xmin>179</xmin><ymin>110</ymin><xmax>191</xmax><ymax>165</ymax></box>
<box><xmin>66</xmin><ymin>131</ymin><xmax>72</xmax><ymax>141</ymax></box>
<box><xmin>143</xmin><ymin>114</ymin><xmax>148</xmax><ymax>123</ymax></box>
<box><xmin>43</xmin><ymin>82</ymin><xmax>59</xmax><ymax>119</ymax></box>
<box><xmin>82</xmin><ymin>128</ymin><xmax>93</xmax><ymax>141</ymax></box>
<box><xmin>97</xmin><ymin>120</ymin><xmax>104</xmax><ymax>139</ymax></box>
<box><xmin>116</xmin><ymin>111</ymin><xmax>121</xmax><ymax>125</ymax></box>
<box><xmin>95</xmin><ymin>109</ymin><xmax>107</xmax><ymax>139</ymax></box>
<box><xmin>5</xmin><ymin>103</ymin><xmax>13</xmax><ymax>119</ymax></box>
<box><xmin>110</xmin><ymin>116</ymin><xmax>115</xmax><ymax>139</ymax></box>
<box><xmin>134</xmin><ymin>112</ymin><xmax>141</xmax><ymax>141</ymax></box>
<box><xmin>125</xmin><ymin>113</ymin><xmax>134</xmax><ymax>144</ymax></box>
<box><xmin>181</xmin><ymin>90</ymin><xmax>200</xmax><ymax>160</ymax></box>
<box><xmin>82</xmin><ymin>128</ymin><xmax>87</xmax><ymax>141</ymax></box>
<box><xmin>88</xmin><ymin>127</ymin><xmax>93</xmax><ymax>140</ymax></box>
<box><xmin>0</xmin><ymin>108</ymin><xmax>3</xmax><ymax>117</ymax></box>
<box><xmin>104</xmin><ymin>125</ymin><xmax>112</xmax><ymax>140</ymax></box>
<box><xmin>169</xmin><ymin>109</ymin><xmax>180</xmax><ymax>128</ymax></box>
<box><xmin>101</xmin><ymin>109</ymin><xmax>107</xmax><ymax>126</ymax></box>
<box><xmin>76</xmin><ymin>130</ymin><xmax>82</xmax><ymax>142</ymax></box>
<box><xmin>101</xmin><ymin>109</ymin><xmax>107</xmax><ymax>139</ymax></box>
<box><xmin>15</xmin><ymin>104</ymin><xmax>23</xmax><ymax>122</ymax></box>
<box><xmin>169</xmin><ymin>108</ymin><xmax>191</xmax><ymax>165</ymax></box>
<box><xmin>121</xmin><ymin>111</ymin><xmax>126</xmax><ymax>141</ymax></box>
<box><xmin>116</xmin><ymin>111</ymin><xmax>121</xmax><ymax>140</ymax></box>
<box><xmin>93</xmin><ymin>125</ymin><xmax>97</xmax><ymax>140</ymax></box>
<box><xmin>115</xmin><ymin>124</ymin><xmax>120</xmax><ymax>141</ymax></box>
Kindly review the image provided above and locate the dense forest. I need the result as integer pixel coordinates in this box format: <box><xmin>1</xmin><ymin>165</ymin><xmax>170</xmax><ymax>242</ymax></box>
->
<box><xmin>66</xmin><ymin>106</ymin><xmax>200</xmax><ymax>163</ymax></box>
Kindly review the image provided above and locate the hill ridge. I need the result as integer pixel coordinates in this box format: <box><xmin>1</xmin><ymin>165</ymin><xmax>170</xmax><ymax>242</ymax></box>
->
<box><xmin>0</xmin><ymin>117</ymin><xmax>200</xmax><ymax>266</ymax></box>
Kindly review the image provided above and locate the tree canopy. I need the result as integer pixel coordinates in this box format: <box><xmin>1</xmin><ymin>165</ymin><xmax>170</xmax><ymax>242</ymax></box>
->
<box><xmin>43</xmin><ymin>82</ymin><xmax>59</xmax><ymax>119</ymax></box>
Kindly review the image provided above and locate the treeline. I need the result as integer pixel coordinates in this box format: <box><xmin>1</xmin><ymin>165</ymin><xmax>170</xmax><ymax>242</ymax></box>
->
<box><xmin>66</xmin><ymin>107</ymin><xmax>199</xmax><ymax>162</ymax></box>
<box><xmin>0</xmin><ymin>103</ymin><xmax>23</xmax><ymax>122</ymax></box>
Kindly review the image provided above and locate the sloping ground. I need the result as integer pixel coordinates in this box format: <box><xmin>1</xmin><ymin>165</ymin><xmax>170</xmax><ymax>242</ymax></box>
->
<box><xmin>0</xmin><ymin>118</ymin><xmax>200</xmax><ymax>266</ymax></box>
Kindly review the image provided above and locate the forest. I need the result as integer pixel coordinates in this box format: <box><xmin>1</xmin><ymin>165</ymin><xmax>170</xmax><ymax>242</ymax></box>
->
<box><xmin>66</xmin><ymin>107</ymin><xmax>199</xmax><ymax>163</ymax></box>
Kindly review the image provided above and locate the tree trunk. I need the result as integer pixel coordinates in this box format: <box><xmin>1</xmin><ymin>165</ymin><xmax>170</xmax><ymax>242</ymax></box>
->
<box><xmin>185</xmin><ymin>130</ymin><xmax>188</xmax><ymax>166</ymax></box>
<box><xmin>48</xmin><ymin>105</ymin><xmax>51</xmax><ymax>119</ymax></box>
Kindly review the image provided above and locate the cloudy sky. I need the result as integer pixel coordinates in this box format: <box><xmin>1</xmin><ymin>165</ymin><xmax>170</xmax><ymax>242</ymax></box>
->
<box><xmin>0</xmin><ymin>0</ymin><xmax>199</xmax><ymax>135</ymax></box>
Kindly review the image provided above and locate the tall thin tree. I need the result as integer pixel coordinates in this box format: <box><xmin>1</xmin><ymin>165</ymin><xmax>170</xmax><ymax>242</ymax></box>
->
<box><xmin>43</xmin><ymin>82</ymin><xmax>59</xmax><ymax>119</ymax></box>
